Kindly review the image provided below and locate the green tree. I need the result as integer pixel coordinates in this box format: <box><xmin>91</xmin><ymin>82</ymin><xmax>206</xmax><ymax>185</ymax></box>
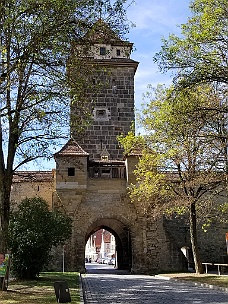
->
<box><xmin>154</xmin><ymin>0</ymin><xmax>228</xmax><ymax>87</ymax></box>
<box><xmin>120</xmin><ymin>84</ymin><xmax>228</xmax><ymax>274</ymax></box>
<box><xmin>0</xmin><ymin>0</ymin><xmax>131</xmax><ymax>253</ymax></box>
<box><xmin>8</xmin><ymin>197</ymin><xmax>72</xmax><ymax>280</ymax></box>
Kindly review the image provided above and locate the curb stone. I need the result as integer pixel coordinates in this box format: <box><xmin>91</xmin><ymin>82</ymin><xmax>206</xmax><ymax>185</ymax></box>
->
<box><xmin>79</xmin><ymin>273</ymin><xmax>85</xmax><ymax>304</ymax></box>
<box><xmin>154</xmin><ymin>275</ymin><xmax>228</xmax><ymax>293</ymax></box>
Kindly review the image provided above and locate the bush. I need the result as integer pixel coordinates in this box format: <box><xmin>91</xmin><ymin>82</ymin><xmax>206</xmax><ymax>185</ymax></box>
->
<box><xmin>9</xmin><ymin>197</ymin><xmax>72</xmax><ymax>279</ymax></box>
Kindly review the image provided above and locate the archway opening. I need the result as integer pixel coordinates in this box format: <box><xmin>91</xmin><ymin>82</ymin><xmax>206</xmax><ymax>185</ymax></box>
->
<box><xmin>85</xmin><ymin>219</ymin><xmax>132</xmax><ymax>271</ymax></box>
<box><xmin>85</xmin><ymin>229</ymin><xmax>116</xmax><ymax>265</ymax></box>
<box><xmin>181</xmin><ymin>246</ymin><xmax>194</xmax><ymax>271</ymax></box>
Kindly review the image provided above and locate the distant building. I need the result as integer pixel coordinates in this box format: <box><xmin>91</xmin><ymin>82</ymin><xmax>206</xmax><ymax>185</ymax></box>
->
<box><xmin>85</xmin><ymin>229</ymin><xmax>116</xmax><ymax>262</ymax></box>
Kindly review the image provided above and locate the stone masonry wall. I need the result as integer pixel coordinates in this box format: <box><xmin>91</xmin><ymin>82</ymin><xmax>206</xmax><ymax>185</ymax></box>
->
<box><xmin>52</xmin><ymin>171</ymin><xmax>188</xmax><ymax>273</ymax></box>
<box><xmin>10</xmin><ymin>168</ymin><xmax>228</xmax><ymax>274</ymax></box>
<box><xmin>10</xmin><ymin>179</ymin><xmax>53</xmax><ymax>209</ymax></box>
<box><xmin>71</xmin><ymin>66</ymin><xmax>136</xmax><ymax>160</ymax></box>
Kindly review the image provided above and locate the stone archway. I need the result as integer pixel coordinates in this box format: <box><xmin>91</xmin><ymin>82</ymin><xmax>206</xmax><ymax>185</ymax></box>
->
<box><xmin>85</xmin><ymin>218</ymin><xmax>132</xmax><ymax>271</ymax></box>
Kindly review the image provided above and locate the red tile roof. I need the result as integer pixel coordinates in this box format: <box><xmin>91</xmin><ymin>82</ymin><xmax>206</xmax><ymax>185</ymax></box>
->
<box><xmin>54</xmin><ymin>138</ymin><xmax>89</xmax><ymax>157</ymax></box>
<box><xmin>13</xmin><ymin>171</ymin><xmax>53</xmax><ymax>182</ymax></box>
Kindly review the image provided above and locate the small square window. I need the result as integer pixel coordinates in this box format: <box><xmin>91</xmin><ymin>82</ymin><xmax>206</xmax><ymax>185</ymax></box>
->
<box><xmin>100</xmin><ymin>47</ymin><xmax>106</xmax><ymax>55</ymax></box>
<box><xmin>96</xmin><ymin>109</ymin><xmax>106</xmax><ymax>118</ymax></box>
<box><xmin>116</xmin><ymin>49</ymin><xmax>121</xmax><ymax>56</ymax></box>
<box><xmin>93</xmin><ymin>108</ymin><xmax>110</xmax><ymax>121</ymax></box>
<box><xmin>68</xmin><ymin>167</ymin><xmax>75</xmax><ymax>176</ymax></box>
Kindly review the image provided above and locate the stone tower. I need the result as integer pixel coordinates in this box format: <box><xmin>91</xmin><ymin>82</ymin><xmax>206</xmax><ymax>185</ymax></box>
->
<box><xmin>70</xmin><ymin>20</ymin><xmax>139</xmax><ymax>160</ymax></box>
<box><xmin>51</xmin><ymin>21</ymin><xmax>188</xmax><ymax>274</ymax></box>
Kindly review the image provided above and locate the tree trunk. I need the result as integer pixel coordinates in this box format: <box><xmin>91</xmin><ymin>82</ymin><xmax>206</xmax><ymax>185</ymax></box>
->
<box><xmin>0</xmin><ymin>178</ymin><xmax>11</xmax><ymax>253</ymax></box>
<box><xmin>189</xmin><ymin>201</ymin><xmax>204</xmax><ymax>274</ymax></box>
<box><xmin>0</xmin><ymin>180</ymin><xmax>11</xmax><ymax>291</ymax></box>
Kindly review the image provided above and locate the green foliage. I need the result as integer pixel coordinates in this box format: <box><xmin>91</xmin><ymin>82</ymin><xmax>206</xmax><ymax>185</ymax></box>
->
<box><xmin>202</xmin><ymin>219</ymin><xmax>212</xmax><ymax>232</ymax></box>
<box><xmin>0</xmin><ymin>272</ymin><xmax>80</xmax><ymax>303</ymax></box>
<box><xmin>135</xmin><ymin>0</ymin><xmax>227</xmax><ymax>273</ymax></box>
<box><xmin>8</xmin><ymin>197</ymin><xmax>72</xmax><ymax>279</ymax></box>
<box><xmin>154</xmin><ymin>0</ymin><xmax>228</xmax><ymax>86</ymax></box>
<box><xmin>0</xmin><ymin>0</ymin><xmax>132</xmax><ymax>169</ymax></box>
<box><xmin>118</xmin><ymin>130</ymin><xmax>146</xmax><ymax>155</ymax></box>
<box><xmin>122</xmin><ymin>83</ymin><xmax>227</xmax><ymax>273</ymax></box>
<box><xmin>129</xmin><ymin>148</ymin><xmax>169</xmax><ymax>210</ymax></box>
<box><xmin>122</xmin><ymin>84</ymin><xmax>227</xmax><ymax>215</ymax></box>
<box><xmin>218</xmin><ymin>202</ymin><xmax>228</xmax><ymax>215</ymax></box>
<box><xmin>0</xmin><ymin>0</ymin><xmax>131</xmax><ymax>252</ymax></box>
<box><xmin>141</xmin><ymin>84</ymin><xmax>227</xmax><ymax>175</ymax></box>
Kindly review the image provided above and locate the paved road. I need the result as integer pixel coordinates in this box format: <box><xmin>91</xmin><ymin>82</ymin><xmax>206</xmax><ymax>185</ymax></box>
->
<box><xmin>81</xmin><ymin>263</ymin><xmax>228</xmax><ymax>304</ymax></box>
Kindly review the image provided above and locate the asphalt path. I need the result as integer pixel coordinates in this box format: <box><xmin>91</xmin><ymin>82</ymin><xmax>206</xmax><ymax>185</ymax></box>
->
<box><xmin>81</xmin><ymin>263</ymin><xmax>228</xmax><ymax>304</ymax></box>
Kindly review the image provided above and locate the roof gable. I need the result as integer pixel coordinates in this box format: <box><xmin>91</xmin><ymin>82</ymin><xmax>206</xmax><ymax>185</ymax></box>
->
<box><xmin>54</xmin><ymin>138</ymin><xmax>89</xmax><ymax>157</ymax></box>
<box><xmin>83</xmin><ymin>19</ymin><xmax>133</xmax><ymax>47</ymax></box>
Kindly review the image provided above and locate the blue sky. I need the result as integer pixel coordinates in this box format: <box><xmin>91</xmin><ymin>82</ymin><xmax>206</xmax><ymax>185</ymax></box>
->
<box><xmin>127</xmin><ymin>0</ymin><xmax>191</xmax><ymax>111</ymax></box>
<box><xmin>28</xmin><ymin>0</ymin><xmax>192</xmax><ymax>170</ymax></box>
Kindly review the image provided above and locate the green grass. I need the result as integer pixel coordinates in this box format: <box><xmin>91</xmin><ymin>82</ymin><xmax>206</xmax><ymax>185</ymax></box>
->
<box><xmin>0</xmin><ymin>272</ymin><xmax>80</xmax><ymax>304</ymax></box>
<box><xmin>159</xmin><ymin>273</ymin><xmax>228</xmax><ymax>288</ymax></box>
<box><xmin>2</xmin><ymin>271</ymin><xmax>227</xmax><ymax>303</ymax></box>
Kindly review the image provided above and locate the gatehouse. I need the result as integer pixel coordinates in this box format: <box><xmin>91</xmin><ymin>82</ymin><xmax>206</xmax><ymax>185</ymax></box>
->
<box><xmin>11</xmin><ymin>21</ymin><xmax>227</xmax><ymax>274</ymax></box>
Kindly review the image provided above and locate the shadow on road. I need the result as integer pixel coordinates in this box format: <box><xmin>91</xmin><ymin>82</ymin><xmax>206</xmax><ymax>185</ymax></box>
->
<box><xmin>85</xmin><ymin>263</ymin><xmax>130</xmax><ymax>275</ymax></box>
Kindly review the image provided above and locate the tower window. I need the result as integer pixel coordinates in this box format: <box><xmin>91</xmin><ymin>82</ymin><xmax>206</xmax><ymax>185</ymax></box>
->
<box><xmin>100</xmin><ymin>47</ymin><xmax>106</xmax><ymax>55</ymax></box>
<box><xmin>68</xmin><ymin>167</ymin><xmax>75</xmax><ymax>176</ymax></box>
<box><xmin>96</xmin><ymin>109</ymin><xmax>106</xmax><ymax>118</ymax></box>
<box><xmin>116</xmin><ymin>49</ymin><xmax>121</xmax><ymax>56</ymax></box>
<box><xmin>93</xmin><ymin>108</ymin><xmax>110</xmax><ymax>121</ymax></box>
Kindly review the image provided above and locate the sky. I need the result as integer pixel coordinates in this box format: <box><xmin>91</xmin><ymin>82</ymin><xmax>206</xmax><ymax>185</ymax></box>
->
<box><xmin>28</xmin><ymin>0</ymin><xmax>192</xmax><ymax>171</ymax></box>
<box><xmin>127</xmin><ymin>0</ymin><xmax>191</xmax><ymax>111</ymax></box>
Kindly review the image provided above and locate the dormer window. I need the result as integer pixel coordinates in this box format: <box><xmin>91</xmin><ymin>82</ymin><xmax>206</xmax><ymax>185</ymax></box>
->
<box><xmin>100</xmin><ymin>147</ymin><xmax>110</xmax><ymax>160</ymax></box>
<box><xmin>100</xmin><ymin>47</ymin><xmax>106</xmax><ymax>55</ymax></box>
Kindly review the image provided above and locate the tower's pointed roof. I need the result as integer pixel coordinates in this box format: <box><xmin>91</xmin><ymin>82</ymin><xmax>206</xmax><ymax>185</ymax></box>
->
<box><xmin>83</xmin><ymin>19</ymin><xmax>133</xmax><ymax>47</ymax></box>
<box><xmin>54</xmin><ymin>138</ymin><xmax>89</xmax><ymax>157</ymax></box>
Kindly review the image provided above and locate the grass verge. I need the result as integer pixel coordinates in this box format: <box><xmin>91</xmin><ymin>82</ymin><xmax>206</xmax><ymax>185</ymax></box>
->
<box><xmin>158</xmin><ymin>273</ymin><xmax>228</xmax><ymax>288</ymax></box>
<box><xmin>0</xmin><ymin>272</ymin><xmax>80</xmax><ymax>304</ymax></box>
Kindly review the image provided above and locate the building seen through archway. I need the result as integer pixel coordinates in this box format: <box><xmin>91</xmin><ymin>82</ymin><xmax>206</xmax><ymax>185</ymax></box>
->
<box><xmin>85</xmin><ymin>229</ymin><xmax>116</xmax><ymax>264</ymax></box>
